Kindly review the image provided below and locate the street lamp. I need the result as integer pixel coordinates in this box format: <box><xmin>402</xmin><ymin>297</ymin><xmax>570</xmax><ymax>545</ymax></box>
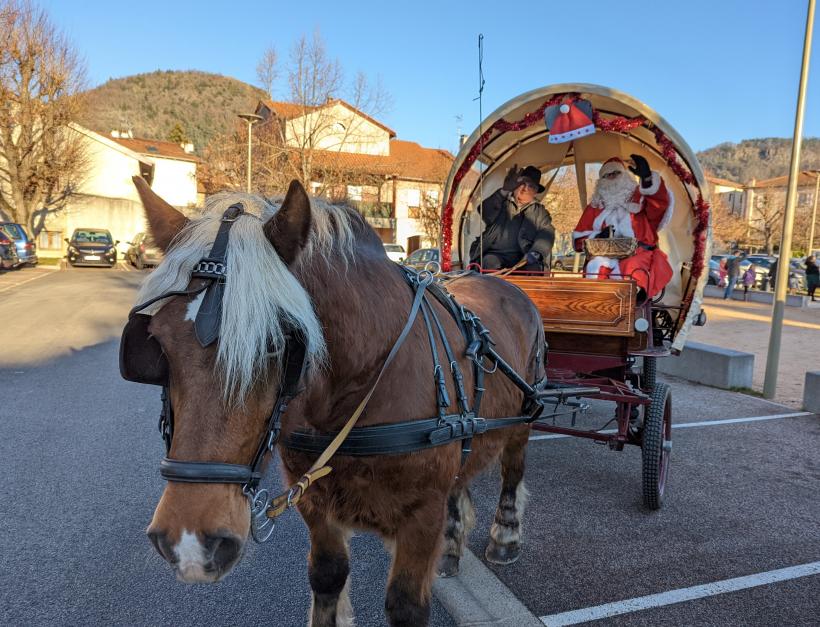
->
<box><xmin>238</xmin><ymin>112</ymin><xmax>263</xmax><ymax>193</ymax></box>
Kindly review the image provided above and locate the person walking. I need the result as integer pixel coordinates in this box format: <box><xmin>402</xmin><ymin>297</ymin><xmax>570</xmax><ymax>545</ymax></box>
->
<box><xmin>806</xmin><ymin>254</ymin><xmax>819</xmax><ymax>301</ymax></box>
<box><xmin>723</xmin><ymin>250</ymin><xmax>746</xmax><ymax>299</ymax></box>
<box><xmin>742</xmin><ymin>264</ymin><xmax>756</xmax><ymax>300</ymax></box>
<box><xmin>767</xmin><ymin>257</ymin><xmax>778</xmax><ymax>291</ymax></box>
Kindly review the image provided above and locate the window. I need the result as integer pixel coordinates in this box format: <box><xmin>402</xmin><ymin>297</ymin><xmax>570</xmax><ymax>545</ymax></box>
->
<box><xmin>38</xmin><ymin>230</ymin><xmax>63</xmax><ymax>250</ymax></box>
<box><xmin>408</xmin><ymin>206</ymin><xmax>420</xmax><ymax>219</ymax></box>
<box><xmin>798</xmin><ymin>192</ymin><xmax>813</xmax><ymax>206</ymax></box>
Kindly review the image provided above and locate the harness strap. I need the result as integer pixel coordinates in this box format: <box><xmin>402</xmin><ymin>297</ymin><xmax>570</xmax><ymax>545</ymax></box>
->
<box><xmin>419</xmin><ymin>299</ymin><xmax>450</xmax><ymax>417</ymax></box>
<box><xmin>266</xmin><ymin>272</ymin><xmax>434</xmax><ymax>519</ymax></box>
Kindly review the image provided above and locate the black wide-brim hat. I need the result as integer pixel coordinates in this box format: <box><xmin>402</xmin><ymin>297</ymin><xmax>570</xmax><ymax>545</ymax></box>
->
<box><xmin>517</xmin><ymin>165</ymin><xmax>545</xmax><ymax>193</ymax></box>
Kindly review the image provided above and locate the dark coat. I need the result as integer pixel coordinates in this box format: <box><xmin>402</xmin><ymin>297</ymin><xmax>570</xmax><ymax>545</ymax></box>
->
<box><xmin>469</xmin><ymin>189</ymin><xmax>555</xmax><ymax>263</ymax></box>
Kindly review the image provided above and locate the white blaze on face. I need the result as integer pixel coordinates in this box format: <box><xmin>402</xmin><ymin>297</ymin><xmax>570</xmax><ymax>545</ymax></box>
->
<box><xmin>173</xmin><ymin>530</ymin><xmax>213</xmax><ymax>583</ymax></box>
<box><xmin>184</xmin><ymin>291</ymin><xmax>205</xmax><ymax>322</ymax></box>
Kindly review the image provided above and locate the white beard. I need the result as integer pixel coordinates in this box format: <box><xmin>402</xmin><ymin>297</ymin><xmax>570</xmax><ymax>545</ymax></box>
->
<box><xmin>590</xmin><ymin>174</ymin><xmax>637</xmax><ymax>213</ymax></box>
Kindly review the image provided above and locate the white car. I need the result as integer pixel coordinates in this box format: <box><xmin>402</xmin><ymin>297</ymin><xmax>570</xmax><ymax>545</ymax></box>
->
<box><xmin>383</xmin><ymin>243</ymin><xmax>406</xmax><ymax>263</ymax></box>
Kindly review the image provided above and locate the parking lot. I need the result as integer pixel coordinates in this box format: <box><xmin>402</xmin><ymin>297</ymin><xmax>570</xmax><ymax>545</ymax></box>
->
<box><xmin>0</xmin><ymin>268</ymin><xmax>817</xmax><ymax>626</ymax></box>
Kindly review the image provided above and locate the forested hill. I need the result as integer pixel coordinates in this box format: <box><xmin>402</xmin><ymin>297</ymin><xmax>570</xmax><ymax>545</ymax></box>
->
<box><xmin>697</xmin><ymin>138</ymin><xmax>820</xmax><ymax>183</ymax></box>
<box><xmin>77</xmin><ymin>70</ymin><xmax>267</xmax><ymax>152</ymax></box>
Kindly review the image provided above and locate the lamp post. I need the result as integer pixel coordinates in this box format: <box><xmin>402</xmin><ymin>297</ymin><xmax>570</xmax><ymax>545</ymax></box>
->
<box><xmin>808</xmin><ymin>171</ymin><xmax>819</xmax><ymax>255</ymax></box>
<box><xmin>238</xmin><ymin>113</ymin><xmax>263</xmax><ymax>193</ymax></box>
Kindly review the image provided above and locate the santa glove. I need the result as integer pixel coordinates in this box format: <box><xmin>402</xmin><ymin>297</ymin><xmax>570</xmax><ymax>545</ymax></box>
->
<box><xmin>526</xmin><ymin>250</ymin><xmax>542</xmax><ymax>265</ymax></box>
<box><xmin>502</xmin><ymin>164</ymin><xmax>520</xmax><ymax>191</ymax></box>
<box><xmin>629</xmin><ymin>154</ymin><xmax>653</xmax><ymax>188</ymax></box>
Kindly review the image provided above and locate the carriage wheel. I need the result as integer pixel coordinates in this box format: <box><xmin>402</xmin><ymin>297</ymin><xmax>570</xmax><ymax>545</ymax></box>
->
<box><xmin>641</xmin><ymin>381</ymin><xmax>671</xmax><ymax>510</ymax></box>
<box><xmin>643</xmin><ymin>356</ymin><xmax>657</xmax><ymax>390</ymax></box>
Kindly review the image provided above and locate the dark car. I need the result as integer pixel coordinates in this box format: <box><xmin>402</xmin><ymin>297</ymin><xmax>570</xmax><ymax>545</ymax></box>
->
<box><xmin>125</xmin><ymin>232</ymin><xmax>164</xmax><ymax>269</ymax></box>
<box><xmin>552</xmin><ymin>251</ymin><xmax>585</xmax><ymax>270</ymax></box>
<box><xmin>0</xmin><ymin>230</ymin><xmax>20</xmax><ymax>270</ymax></box>
<box><xmin>402</xmin><ymin>247</ymin><xmax>440</xmax><ymax>272</ymax></box>
<box><xmin>66</xmin><ymin>228</ymin><xmax>119</xmax><ymax>267</ymax></box>
<box><xmin>0</xmin><ymin>222</ymin><xmax>37</xmax><ymax>266</ymax></box>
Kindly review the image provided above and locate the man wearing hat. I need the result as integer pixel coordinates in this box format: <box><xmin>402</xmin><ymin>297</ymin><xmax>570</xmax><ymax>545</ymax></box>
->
<box><xmin>469</xmin><ymin>164</ymin><xmax>555</xmax><ymax>271</ymax></box>
<box><xmin>572</xmin><ymin>154</ymin><xmax>674</xmax><ymax>299</ymax></box>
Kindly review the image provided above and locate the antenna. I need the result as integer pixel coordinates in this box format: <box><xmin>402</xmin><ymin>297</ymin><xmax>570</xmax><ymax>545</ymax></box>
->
<box><xmin>476</xmin><ymin>34</ymin><xmax>485</xmax><ymax>266</ymax></box>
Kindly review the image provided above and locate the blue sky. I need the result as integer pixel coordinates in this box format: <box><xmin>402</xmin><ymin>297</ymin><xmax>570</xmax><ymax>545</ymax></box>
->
<box><xmin>41</xmin><ymin>0</ymin><xmax>817</xmax><ymax>154</ymax></box>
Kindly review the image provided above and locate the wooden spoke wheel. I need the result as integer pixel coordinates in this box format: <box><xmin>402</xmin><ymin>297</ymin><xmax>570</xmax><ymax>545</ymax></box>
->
<box><xmin>641</xmin><ymin>381</ymin><xmax>671</xmax><ymax>510</ymax></box>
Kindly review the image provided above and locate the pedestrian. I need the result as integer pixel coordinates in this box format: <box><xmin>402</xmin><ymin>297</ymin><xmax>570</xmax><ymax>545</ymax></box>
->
<box><xmin>469</xmin><ymin>164</ymin><xmax>555</xmax><ymax>272</ymax></box>
<box><xmin>767</xmin><ymin>257</ymin><xmax>778</xmax><ymax>291</ymax></box>
<box><xmin>806</xmin><ymin>254</ymin><xmax>819</xmax><ymax>301</ymax></box>
<box><xmin>718</xmin><ymin>258</ymin><xmax>728</xmax><ymax>287</ymax></box>
<box><xmin>723</xmin><ymin>250</ymin><xmax>746</xmax><ymax>299</ymax></box>
<box><xmin>742</xmin><ymin>264</ymin><xmax>756</xmax><ymax>300</ymax></box>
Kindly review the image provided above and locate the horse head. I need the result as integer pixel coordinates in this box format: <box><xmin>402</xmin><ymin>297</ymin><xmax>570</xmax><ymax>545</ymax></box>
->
<box><xmin>130</xmin><ymin>177</ymin><xmax>321</xmax><ymax>582</ymax></box>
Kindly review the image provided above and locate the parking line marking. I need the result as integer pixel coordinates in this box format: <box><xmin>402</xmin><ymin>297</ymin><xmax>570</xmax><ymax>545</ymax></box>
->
<box><xmin>539</xmin><ymin>561</ymin><xmax>820</xmax><ymax>626</ymax></box>
<box><xmin>0</xmin><ymin>271</ymin><xmax>51</xmax><ymax>293</ymax></box>
<box><xmin>529</xmin><ymin>412</ymin><xmax>812</xmax><ymax>441</ymax></box>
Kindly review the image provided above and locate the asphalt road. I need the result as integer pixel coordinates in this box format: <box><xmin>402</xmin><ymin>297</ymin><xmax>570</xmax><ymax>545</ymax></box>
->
<box><xmin>1</xmin><ymin>266</ymin><xmax>818</xmax><ymax>626</ymax></box>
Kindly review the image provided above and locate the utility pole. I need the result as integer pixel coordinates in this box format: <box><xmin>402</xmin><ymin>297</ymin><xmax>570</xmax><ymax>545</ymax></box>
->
<box><xmin>808</xmin><ymin>172</ymin><xmax>819</xmax><ymax>254</ymax></box>
<box><xmin>763</xmin><ymin>0</ymin><xmax>815</xmax><ymax>399</ymax></box>
<box><xmin>238</xmin><ymin>113</ymin><xmax>263</xmax><ymax>193</ymax></box>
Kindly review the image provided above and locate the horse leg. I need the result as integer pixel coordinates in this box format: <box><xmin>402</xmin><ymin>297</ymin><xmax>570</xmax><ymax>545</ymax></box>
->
<box><xmin>385</xmin><ymin>501</ymin><xmax>446</xmax><ymax>627</ymax></box>
<box><xmin>485</xmin><ymin>428</ymin><xmax>529</xmax><ymax>565</ymax></box>
<box><xmin>438</xmin><ymin>485</ymin><xmax>475</xmax><ymax>577</ymax></box>
<box><xmin>305</xmin><ymin>515</ymin><xmax>354</xmax><ymax>627</ymax></box>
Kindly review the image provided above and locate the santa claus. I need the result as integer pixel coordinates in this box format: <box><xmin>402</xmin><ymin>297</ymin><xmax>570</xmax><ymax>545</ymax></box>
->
<box><xmin>572</xmin><ymin>154</ymin><xmax>674</xmax><ymax>299</ymax></box>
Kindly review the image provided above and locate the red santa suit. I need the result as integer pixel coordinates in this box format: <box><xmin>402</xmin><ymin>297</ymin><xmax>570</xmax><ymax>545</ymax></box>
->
<box><xmin>572</xmin><ymin>167</ymin><xmax>674</xmax><ymax>298</ymax></box>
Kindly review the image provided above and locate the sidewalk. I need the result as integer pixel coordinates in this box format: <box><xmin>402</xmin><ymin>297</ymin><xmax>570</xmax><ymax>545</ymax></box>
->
<box><xmin>689</xmin><ymin>296</ymin><xmax>820</xmax><ymax>407</ymax></box>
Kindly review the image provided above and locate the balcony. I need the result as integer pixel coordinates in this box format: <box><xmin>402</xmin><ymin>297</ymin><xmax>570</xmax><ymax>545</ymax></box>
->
<box><xmin>349</xmin><ymin>201</ymin><xmax>396</xmax><ymax>230</ymax></box>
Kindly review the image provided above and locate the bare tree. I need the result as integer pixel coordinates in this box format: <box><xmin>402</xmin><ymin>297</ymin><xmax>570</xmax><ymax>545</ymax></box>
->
<box><xmin>0</xmin><ymin>0</ymin><xmax>88</xmax><ymax>235</ymax></box>
<box><xmin>542</xmin><ymin>167</ymin><xmax>583</xmax><ymax>252</ymax></box>
<box><xmin>748</xmin><ymin>193</ymin><xmax>783</xmax><ymax>254</ymax></box>
<box><xmin>710</xmin><ymin>194</ymin><xmax>747</xmax><ymax>250</ymax></box>
<box><xmin>256</xmin><ymin>45</ymin><xmax>278</xmax><ymax>99</ymax></box>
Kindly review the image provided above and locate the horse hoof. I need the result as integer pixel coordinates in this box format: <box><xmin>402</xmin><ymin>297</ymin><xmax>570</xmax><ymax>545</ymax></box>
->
<box><xmin>438</xmin><ymin>554</ymin><xmax>460</xmax><ymax>578</ymax></box>
<box><xmin>484</xmin><ymin>541</ymin><xmax>521</xmax><ymax>565</ymax></box>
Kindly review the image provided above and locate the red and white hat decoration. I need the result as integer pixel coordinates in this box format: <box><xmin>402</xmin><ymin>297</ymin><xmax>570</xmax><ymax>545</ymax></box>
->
<box><xmin>545</xmin><ymin>98</ymin><xmax>596</xmax><ymax>144</ymax></box>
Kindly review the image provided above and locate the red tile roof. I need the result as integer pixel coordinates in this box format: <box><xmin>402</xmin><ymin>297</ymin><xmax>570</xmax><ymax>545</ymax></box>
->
<box><xmin>751</xmin><ymin>170</ymin><xmax>820</xmax><ymax>189</ymax></box>
<box><xmin>306</xmin><ymin>139</ymin><xmax>454</xmax><ymax>183</ymax></box>
<box><xmin>110</xmin><ymin>137</ymin><xmax>199</xmax><ymax>162</ymax></box>
<box><xmin>259</xmin><ymin>98</ymin><xmax>396</xmax><ymax>138</ymax></box>
<box><xmin>706</xmin><ymin>175</ymin><xmax>744</xmax><ymax>189</ymax></box>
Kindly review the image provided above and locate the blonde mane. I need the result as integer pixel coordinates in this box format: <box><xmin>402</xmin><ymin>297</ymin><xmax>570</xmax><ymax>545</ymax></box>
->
<box><xmin>136</xmin><ymin>191</ymin><xmax>358</xmax><ymax>404</ymax></box>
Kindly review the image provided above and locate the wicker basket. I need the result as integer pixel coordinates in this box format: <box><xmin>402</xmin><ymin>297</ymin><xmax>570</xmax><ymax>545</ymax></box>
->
<box><xmin>584</xmin><ymin>237</ymin><xmax>638</xmax><ymax>259</ymax></box>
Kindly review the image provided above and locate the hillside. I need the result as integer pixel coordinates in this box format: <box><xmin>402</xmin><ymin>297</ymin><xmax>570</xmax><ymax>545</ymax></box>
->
<box><xmin>697</xmin><ymin>138</ymin><xmax>820</xmax><ymax>184</ymax></box>
<box><xmin>78</xmin><ymin>70</ymin><xmax>266</xmax><ymax>152</ymax></box>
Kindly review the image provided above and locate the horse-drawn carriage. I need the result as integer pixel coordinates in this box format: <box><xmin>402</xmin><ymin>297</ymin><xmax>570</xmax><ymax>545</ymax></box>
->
<box><xmin>119</xmin><ymin>83</ymin><xmax>711</xmax><ymax>625</ymax></box>
<box><xmin>440</xmin><ymin>83</ymin><xmax>712</xmax><ymax>509</ymax></box>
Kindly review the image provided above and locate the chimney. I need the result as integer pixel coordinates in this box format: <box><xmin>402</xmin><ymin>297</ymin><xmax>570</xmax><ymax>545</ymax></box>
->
<box><xmin>181</xmin><ymin>142</ymin><xmax>195</xmax><ymax>154</ymax></box>
<box><xmin>459</xmin><ymin>134</ymin><xmax>468</xmax><ymax>147</ymax></box>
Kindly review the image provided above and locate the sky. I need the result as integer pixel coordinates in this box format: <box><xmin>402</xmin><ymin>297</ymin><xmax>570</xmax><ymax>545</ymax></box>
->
<box><xmin>39</xmin><ymin>0</ymin><xmax>818</xmax><ymax>155</ymax></box>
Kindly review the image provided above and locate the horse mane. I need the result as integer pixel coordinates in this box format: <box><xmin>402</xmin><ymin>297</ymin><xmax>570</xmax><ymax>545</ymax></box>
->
<box><xmin>135</xmin><ymin>190</ymin><xmax>365</xmax><ymax>405</ymax></box>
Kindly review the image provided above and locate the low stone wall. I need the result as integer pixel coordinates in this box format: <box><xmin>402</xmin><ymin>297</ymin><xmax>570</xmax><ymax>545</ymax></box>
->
<box><xmin>703</xmin><ymin>285</ymin><xmax>806</xmax><ymax>307</ymax></box>
<box><xmin>804</xmin><ymin>371</ymin><xmax>820</xmax><ymax>413</ymax></box>
<box><xmin>658</xmin><ymin>341</ymin><xmax>754</xmax><ymax>389</ymax></box>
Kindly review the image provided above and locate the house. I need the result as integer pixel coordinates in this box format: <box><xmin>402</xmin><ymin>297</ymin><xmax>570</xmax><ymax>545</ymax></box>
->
<box><xmin>36</xmin><ymin>125</ymin><xmax>200</xmax><ymax>259</ymax></box>
<box><xmin>254</xmin><ymin>98</ymin><xmax>454</xmax><ymax>252</ymax></box>
<box><xmin>745</xmin><ymin>171</ymin><xmax>820</xmax><ymax>252</ymax></box>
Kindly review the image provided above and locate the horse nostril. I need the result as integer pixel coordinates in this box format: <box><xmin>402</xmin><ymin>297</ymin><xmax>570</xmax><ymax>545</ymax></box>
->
<box><xmin>147</xmin><ymin>530</ymin><xmax>177</xmax><ymax>564</ymax></box>
<box><xmin>202</xmin><ymin>532</ymin><xmax>242</xmax><ymax>569</ymax></box>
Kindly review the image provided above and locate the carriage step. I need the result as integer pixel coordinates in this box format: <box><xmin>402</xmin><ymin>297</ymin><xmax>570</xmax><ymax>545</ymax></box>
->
<box><xmin>535</xmin><ymin>384</ymin><xmax>600</xmax><ymax>398</ymax></box>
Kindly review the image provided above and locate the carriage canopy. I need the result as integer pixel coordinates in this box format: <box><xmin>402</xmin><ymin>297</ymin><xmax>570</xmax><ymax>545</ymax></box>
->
<box><xmin>440</xmin><ymin>83</ymin><xmax>712</xmax><ymax>351</ymax></box>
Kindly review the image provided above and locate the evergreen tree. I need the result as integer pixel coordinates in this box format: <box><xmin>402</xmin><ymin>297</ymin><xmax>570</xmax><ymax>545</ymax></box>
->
<box><xmin>167</xmin><ymin>122</ymin><xmax>189</xmax><ymax>144</ymax></box>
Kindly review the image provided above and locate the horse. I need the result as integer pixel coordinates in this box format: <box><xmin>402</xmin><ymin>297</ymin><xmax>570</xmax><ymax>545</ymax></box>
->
<box><xmin>130</xmin><ymin>177</ymin><xmax>545</xmax><ymax>626</ymax></box>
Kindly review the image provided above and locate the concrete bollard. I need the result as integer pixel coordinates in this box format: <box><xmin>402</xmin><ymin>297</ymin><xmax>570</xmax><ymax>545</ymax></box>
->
<box><xmin>657</xmin><ymin>341</ymin><xmax>754</xmax><ymax>389</ymax></box>
<box><xmin>804</xmin><ymin>371</ymin><xmax>820</xmax><ymax>413</ymax></box>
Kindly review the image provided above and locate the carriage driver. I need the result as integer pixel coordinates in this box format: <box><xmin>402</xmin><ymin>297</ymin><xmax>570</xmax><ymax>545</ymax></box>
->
<box><xmin>469</xmin><ymin>164</ymin><xmax>555</xmax><ymax>271</ymax></box>
<box><xmin>572</xmin><ymin>155</ymin><xmax>674</xmax><ymax>300</ymax></box>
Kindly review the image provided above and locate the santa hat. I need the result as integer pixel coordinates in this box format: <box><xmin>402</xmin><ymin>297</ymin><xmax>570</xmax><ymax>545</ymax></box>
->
<box><xmin>599</xmin><ymin>157</ymin><xmax>628</xmax><ymax>177</ymax></box>
<box><xmin>545</xmin><ymin>99</ymin><xmax>596</xmax><ymax>144</ymax></box>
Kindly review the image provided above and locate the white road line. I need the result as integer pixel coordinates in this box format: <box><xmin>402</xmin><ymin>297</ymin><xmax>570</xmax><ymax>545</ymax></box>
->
<box><xmin>539</xmin><ymin>561</ymin><xmax>820</xmax><ymax>626</ymax></box>
<box><xmin>529</xmin><ymin>412</ymin><xmax>812</xmax><ymax>442</ymax></box>
<box><xmin>0</xmin><ymin>271</ymin><xmax>51</xmax><ymax>293</ymax></box>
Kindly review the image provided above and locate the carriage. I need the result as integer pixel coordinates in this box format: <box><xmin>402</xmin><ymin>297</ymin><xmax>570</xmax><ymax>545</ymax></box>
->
<box><xmin>439</xmin><ymin>83</ymin><xmax>712</xmax><ymax>509</ymax></box>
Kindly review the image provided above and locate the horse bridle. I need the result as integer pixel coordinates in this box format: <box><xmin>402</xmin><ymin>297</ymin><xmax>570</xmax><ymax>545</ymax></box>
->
<box><xmin>120</xmin><ymin>204</ymin><xmax>308</xmax><ymax>542</ymax></box>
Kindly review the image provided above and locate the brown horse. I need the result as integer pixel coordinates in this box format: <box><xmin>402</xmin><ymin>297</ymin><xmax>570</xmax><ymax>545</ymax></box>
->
<box><xmin>132</xmin><ymin>178</ymin><xmax>544</xmax><ymax>626</ymax></box>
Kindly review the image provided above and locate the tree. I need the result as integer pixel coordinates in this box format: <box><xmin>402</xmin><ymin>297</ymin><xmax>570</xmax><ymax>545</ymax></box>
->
<box><xmin>542</xmin><ymin>167</ymin><xmax>583</xmax><ymax>253</ymax></box>
<box><xmin>710</xmin><ymin>194</ymin><xmax>747</xmax><ymax>250</ymax></box>
<box><xmin>204</xmin><ymin>30</ymin><xmax>392</xmax><ymax>197</ymax></box>
<box><xmin>0</xmin><ymin>0</ymin><xmax>88</xmax><ymax>235</ymax></box>
<box><xmin>256</xmin><ymin>46</ymin><xmax>278</xmax><ymax>99</ymax></box>
<box><xmin>167</xmin><ymin>122</ymin><xmax>189</xmax><ymax>145</ymax></box>
<box><xmin>748</xmin><ymin>192</ymin><xmax>783</xmax><ymax>254</ymax></box>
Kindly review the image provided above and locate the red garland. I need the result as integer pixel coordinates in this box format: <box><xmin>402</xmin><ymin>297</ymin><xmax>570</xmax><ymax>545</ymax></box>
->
<box><xmin>440</xmin><ymin>96</ymin><xmax>711</xmax><ymax>288</ymax></box>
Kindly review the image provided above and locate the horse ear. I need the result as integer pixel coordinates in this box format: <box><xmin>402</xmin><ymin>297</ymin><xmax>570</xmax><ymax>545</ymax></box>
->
<box><xmin>132</xmin><ymin>176</ymin><xmax>189</xmax><ymax>251</ymax></box>
<box><xmin>264</xmin><ymin>179</ymin><xmax>312</xmax><ymax>265</ymax></box>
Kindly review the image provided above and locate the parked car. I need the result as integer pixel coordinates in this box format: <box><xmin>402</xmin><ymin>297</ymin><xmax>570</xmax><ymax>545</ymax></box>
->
<box><xmin>0</xmin><ymin>222</ymin><xmax>37</xmax><ymax>266</ymax></box>
<box><xmin>0</xmin><ymin>231</ymin><xmax>20</xmax><ymax>270</ymax></box>
<box><xmin>707</xmin><ymin>259</ymin><xmax>721</xmax><ymax>285</ymax></box>
<box><xmin>66</xmin><ymin>228</ymin><xmax>118</xmax><ymax>267</ymax></box>
<box><xmin>402</xmin><ymin>247</ymin><xmax>440</xmax><ymax>272</ymax></box>
<box><xmin>125</xmin><ymin>232</ymin><xmax>164</xmax><ymax>269</ymax></box>
<box><xmin>382</xmin><ymin>243</ymin><xmax>406</xmax><ymax>263</ymax></box>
